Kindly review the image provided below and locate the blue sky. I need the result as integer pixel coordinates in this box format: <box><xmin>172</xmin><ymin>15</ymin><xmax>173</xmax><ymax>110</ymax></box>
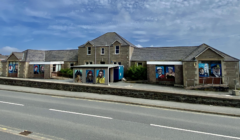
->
<box><xmin>0</xmin><ymin>0</ymin><xmax>240</xmax><ymax>59</ymax></box>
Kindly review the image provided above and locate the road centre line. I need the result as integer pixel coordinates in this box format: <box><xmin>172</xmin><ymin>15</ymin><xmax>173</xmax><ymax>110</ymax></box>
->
<box><xmin>0</xmin><ymin>101</ymin><xmax>24</xmax><ymax>106</ymax></box>
<box><xmin>49</xmin><ymin>109</ymin><xmax>113</xmax><ymax>119</ymax></box>
<box><xmin>150</xmin><ymin>124</ymin><xmax>240</xmax><ymax>139</ymax></box>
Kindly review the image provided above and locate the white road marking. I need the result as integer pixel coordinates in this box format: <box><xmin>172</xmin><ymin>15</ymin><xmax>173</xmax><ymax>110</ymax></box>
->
<box><xmin>151</xmin><ymin>124</ymin><xmax>240</xmax><ymax>139</ymax></box>
<box><xmin>49</xmin><ymin>109</ymin><xmax>113</xmax><ymax>119</ymax></box>
<box><xmin>0</xmin><ymin>101</ymin><xmax>24</xmax><ymax>106</ymax></box>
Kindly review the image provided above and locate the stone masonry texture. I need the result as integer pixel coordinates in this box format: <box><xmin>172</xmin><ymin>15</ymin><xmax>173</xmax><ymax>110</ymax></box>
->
<box><xmin>1</xmin><ymin>78</ymin><xmax>239</xmax><ymax>108</ymax></box>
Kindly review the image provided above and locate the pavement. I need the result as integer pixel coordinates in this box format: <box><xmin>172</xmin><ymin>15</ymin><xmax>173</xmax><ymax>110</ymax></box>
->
<box><xmin>0</xmin><ymin>89</ymin><xmax>240</xmax><ymax>140</ymax></box>
<box><xmin>0</xmin><ymin>84</ymin><xmax>240</xmax><ymax>117</ymax></box>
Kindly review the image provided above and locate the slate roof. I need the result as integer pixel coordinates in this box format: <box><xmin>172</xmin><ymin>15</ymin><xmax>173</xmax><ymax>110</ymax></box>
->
<box><xmin>184</xmin><ymin>44</ymin><xmax>239</xmax><ymax>61</ymax></box>
<box><xmin>131</xmin><ymin>46</ymin><xmax>198</xmax><ymax>61</ymax></box>
<box><xmin>131</xmin><ymin>44</ymin><xmax>239</xmax><ymax>62</ymax></box>
<box><xmin>0</xmin><ymin>54</ymin><xmax>8</xmax><ymax>60</ymax></box>
<box><xmin>12</xmin><ymin>52</ymin><xmax>24</xmax><ymax>61</ymax></box>
<box><xmin>45</xmin><ymin>49</ymin><xmax>78</xmax><ymax>61</ymax></box>
<box><xmin>24</xmin><ymin>50</ymin><xmax>45</xmax><ymax>62</ymax></box>
<box><xmin>79</xmin><ymin>32</ymin><xmax>136</xmax><ymax>47</ymax></box>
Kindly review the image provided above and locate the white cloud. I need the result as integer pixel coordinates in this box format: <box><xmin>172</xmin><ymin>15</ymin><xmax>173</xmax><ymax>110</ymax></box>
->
<box><xmin>135</xmin><ymin>44</ymin><xmax>143</xmax><ymax>48</ymax></box>
<box><xmin>136</xmin><ymin>39</ymin><xmax>149</xmax><ymax>43</ymax></box>
<box><xmin>0</xmin><ymin>46</ymin><xmax>21</xmax><ymax>55</ymax></box>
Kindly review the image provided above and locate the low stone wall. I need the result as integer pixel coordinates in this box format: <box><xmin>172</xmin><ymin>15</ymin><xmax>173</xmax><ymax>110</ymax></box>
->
<box><xmin>0</xmin><ymin>77</ymin><xmax>240</xmax><ymax>108</ymax></box>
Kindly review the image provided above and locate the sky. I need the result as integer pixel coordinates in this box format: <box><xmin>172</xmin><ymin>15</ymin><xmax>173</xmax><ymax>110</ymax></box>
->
<box><xmin>0</xmin><ymin>0</ymin><xmax>240</xmax><ymax>59</ymax></box>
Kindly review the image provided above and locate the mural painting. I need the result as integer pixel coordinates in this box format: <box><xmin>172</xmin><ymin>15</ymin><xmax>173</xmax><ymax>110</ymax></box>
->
<box><xmin>34</xmin><ymin>65</ymin><xmax>39</xmax><ymax>74</ymax></box>
<box><xmin>166</xmin><ymin>66</ymin><xmax>175</xmax><ymax>79</ymax></box>
<box><xmin>156</xmin><ymin>66</ymin><xmax>175</xmax><ymax>81</ymax></box>
<box><xmin>86</xmin><ymin>70</ymin><xmax>94</xmax><ymax>83</ymax></box>
<box><xmin>156</xmin><ymin>66</ymin><xmax>165</xmax><ymax>81</ymax></box>
<box><xmin>75</xmin><ymin>69</ymin><xmax>82</xmax><ymax>83</ymax></box>
<box><xmin>96</xmin><ymin>70</ymin><xmax>105</xmax><ymax>84</ymax></box>
<box><xmin>210</xmin><ymin>64</ymin><xmax>221</xmax><ymax>77</ymax></box>
<box><xmin>13</xmin><ymin>64</ymin><xmax>18</xmax><ymax>73</ymax></box>
<box><xmin>9</xmin><ymin>64</ymin><xmax>13</xmax><ymax>73</ymax></box>
<box><xmin>40</xmin><ymin>65</ymin><xmax>44</xmax><ymax>74</ymax></box>
<box><xmin>199</xmin><ymin>63</ymin><xmax>209</xmax><ymax>77</ymax></box>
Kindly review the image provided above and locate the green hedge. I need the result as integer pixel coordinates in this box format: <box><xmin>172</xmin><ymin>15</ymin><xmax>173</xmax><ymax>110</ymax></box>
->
<box><xmin>126</xmin><ymin>65</ymin><xmax>147</xmax><ymax>80</ymax></box>
<box><xmin>59</xmin><ymin>68</ymin><xmax>73</xmax><ymax>78</ymax></box>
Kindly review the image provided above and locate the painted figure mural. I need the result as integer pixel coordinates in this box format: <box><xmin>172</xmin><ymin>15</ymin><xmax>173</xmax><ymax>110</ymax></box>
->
<box><xmin>156</xmin><ymin>66</ymin><xmax>165</xmax><ymax>81</ymax></box>
<box><xmin>199</xmin><ymin>63</ymin><xmax>209</xmax><ymax>77</ymax></box>
<box><xmin>13</xmin><ymin>64</ymin><xmax>18</xmax><ymax>73</ymax></box>
<box><xmin>34</xmin><ymin>65</ymin><xmax>39</xmax><ymax>74</ymax></box>
<box><xmin>210</xmin><ymin>64</ymin><xmax>221</xmax><ymax>77</ymax></box>
<box><xmin>86</xmin><ymin>70</ymin><xmax>94</xmax><ymax>83</ymax></box>
<box><xmin>40</xmin><ymin>65</ymin><xmax>44</xmax><ymax>74</ymax></box>
<box><xmin>9</xmin><ymin>64</ymin><xmax>13</xmax><ymax>73</ymax></box>
<box><xmin>75</xmin><ymin>70</ymin><xmax>82</xmax><ymax>83</ymax></box>
<box><xmin>166</xmin><ymin>66</ymin><xmax>175</xmax><ymax>79</ymax></box>
<box><xmin>96</xmin><ymin>70</ymin><xmax>105</xmax><ymax>84</ymax></box>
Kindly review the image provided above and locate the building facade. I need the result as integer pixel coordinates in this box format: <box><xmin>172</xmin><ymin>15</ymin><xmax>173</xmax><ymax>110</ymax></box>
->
<box><xmin>0</xmin><ymin>32</ymin><xmax>239</xmax><ymax>88</ymax></box>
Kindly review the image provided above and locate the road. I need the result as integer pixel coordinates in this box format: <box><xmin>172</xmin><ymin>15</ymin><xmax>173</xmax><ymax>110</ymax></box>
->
<box><xmin>0</xmin><ymin>89</ymin><xmax>240</xmax><ymax>140</ymax></box>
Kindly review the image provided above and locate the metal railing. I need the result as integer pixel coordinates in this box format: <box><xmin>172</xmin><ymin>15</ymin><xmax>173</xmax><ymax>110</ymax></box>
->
<box><xmin>186</xmin><ymin>76</ymin><xmax>229</xmax><ymax>87</ymax></box>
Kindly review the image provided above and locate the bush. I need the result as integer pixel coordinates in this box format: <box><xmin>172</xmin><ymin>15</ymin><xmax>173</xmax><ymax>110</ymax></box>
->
<box><xmin>59</xmin><ymin>68</ymin><xmax>73</xmax><ymax>78</ymax></box>
<box><xmin>126</xmin><ymin>65</ymin><xmax>147</xmax><ymax>80</ymax></box>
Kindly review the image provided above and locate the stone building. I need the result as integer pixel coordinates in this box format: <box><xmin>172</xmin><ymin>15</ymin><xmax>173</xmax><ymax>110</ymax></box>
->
<box><xmin>0</xmin><ymin>32</ymin><xmax>239</xmax><ymax>88</ymax></box>
<box><xmin>1</xmin><ymin>49</ymin><xmax>78</xmax><ymax>79</ymax></box>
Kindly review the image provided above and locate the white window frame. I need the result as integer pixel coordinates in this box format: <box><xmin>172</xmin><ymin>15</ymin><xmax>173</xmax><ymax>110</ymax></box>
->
<box><xmin>87</xmin><ymin>47</ymin><xmax>91</xmax><ymax>55</ymax></box>
<box><xmin>53</xmin><ymin>64</ymin><xmax>61</xmax><ymax>72</ymax></box>
<box><xmin>115</xmin><ymin>46</ymin><xmax>120</xmax><ymax>54</ymax></box>
<box><xmin>101</xmin><ymin>48</ymin><xmax>105</xmax><ymax>55</ymax></box>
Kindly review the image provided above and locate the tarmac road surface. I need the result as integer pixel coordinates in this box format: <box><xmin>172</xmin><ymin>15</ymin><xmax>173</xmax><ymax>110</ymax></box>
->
<box><xmin>0</xmin><ymin>89</ymin><xmax>240</xmax><ymax>140</ymax></box>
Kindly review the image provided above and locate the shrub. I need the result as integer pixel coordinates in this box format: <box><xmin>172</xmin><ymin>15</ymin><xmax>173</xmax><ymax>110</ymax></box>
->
<box><xmin>126</xmin><ymin>65</ymin><xmax>147</xmax><ymax>80</ymax></box>
<box><xmin>59</xmin><ymin>68</ymin><xmax>73</xmax><ymax>78</ymax></box>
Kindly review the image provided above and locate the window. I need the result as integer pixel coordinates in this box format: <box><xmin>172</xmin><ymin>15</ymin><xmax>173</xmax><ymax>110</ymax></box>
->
<box><xmin>90</xmin><ymin>62</ymin><xmax>93</xmax><ymax>64</ymax></box>
<box><xmin>100</xmin><ymin>61</ymin><xmax>105</xmax><ymax>64</ymax></box>
<box><xmin>87</xmin><ymin>47</ymin><xmax>91</xmax><ymax>55</ymax></box>
<box><xmin>114</xmin><ymin>62</ymin><xmax>117</xmax><ymax>64</ymax></box>
<box><xmin>118</xmin><ymin>62</ymin><xmax>121</xmax><ymax>65</ymax></box>
<box><xmin>86</xmin><ymin>62</ymin><xmax>89</xmax><ymax>65</ymax></box>
<box><xmin>70</xmin><ymin>63</ymin><xmax>74</xmax><ymax>69</ymax></box>
<box><xmin>137</xmin><ymin>63</ymin><xmax>142</xmax><ymax>66</ymax></box>
<box><xmin>101</xmin><ymin>48</ymin><xmax>104</xmax><ymax>55</ymax></box>
<box><xmin>53</xmin><ymin>64</ymin><xmax>61</xmax><ymax>72</ymax></box>
<box><xmin>115</xmin><ymin>46</ymin><xmax>119</xmax><ymax>54</ymax></box>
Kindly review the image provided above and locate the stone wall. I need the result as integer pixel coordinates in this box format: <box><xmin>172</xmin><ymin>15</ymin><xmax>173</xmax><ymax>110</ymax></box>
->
<box><xmin>175</xmin><ymin>65</ymin><xmax>183</xmax><ymax>85</ymax></box>
<box><xmin>147</xmin><ymin>64</ymin><xmax>183</xmax><ymax>85</ymax></box>
<box><xmin>183</xmin><ymin>62</ymin><xmax>198</xmax><ymax>87</ymax></box>
<box><xmin>2</xmin><ymin>61</ymin><xmax>7</xmax><ymax>77</ymax></box>
<box><xmin>131</xmin><ymin>61</ymin><xmax>147</xmax><ymax>67</ymax></box>
<box><xmin>0</xmin><ymin>77</ymin><xmax>239</xmax><ymax>107</ymax></box>
<box><xmin>223</xmin><ymin>61</ymin><xmax>239</xmax><ymax>88</ymax></box>
<box><xmin>44</xmin><ymin>65</ymin><xmax>51</xmax><ymax>79</ymax></box>
<box><xmin>78</xmin><ymin>42</ymin><xmax>131</xmax><ymax>72</ymax></box>
<box><xmin>0</xmin><ymin>61</ymin><xmax>3</xmax><ymax>76</ymax></box>
<box><xmin>63</xmin><ymin>61</ymin><xmax>78</xmax><ymax>69</ymax></box>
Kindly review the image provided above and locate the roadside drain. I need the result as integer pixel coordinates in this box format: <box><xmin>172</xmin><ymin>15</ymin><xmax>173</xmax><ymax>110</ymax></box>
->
<box><xmin>19</xmin><ymin>130</ymin><xmax>32</xmax><ymax>136</ymax></box>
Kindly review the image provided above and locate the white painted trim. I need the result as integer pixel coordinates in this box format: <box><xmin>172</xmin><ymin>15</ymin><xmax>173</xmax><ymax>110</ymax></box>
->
<box><xmin>147</xmin><ymin>61</ymin><xmax>182</xmax><ymax>65</ymax></box>
<box><xmin>29</xmin><ymin>61</ymin><xmax>64</xmax><ymax>64</ymax></box>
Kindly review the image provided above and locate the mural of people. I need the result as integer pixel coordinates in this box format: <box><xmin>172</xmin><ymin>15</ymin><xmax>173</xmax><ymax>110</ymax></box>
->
<box><xmin>96</xmin><ymin>70</ymin><xmax>105</xmax><ymax>84</ymax></box>
<box><xmin>156</xmin><ymin>66</ymin><xmax>165</xmax><ymax>81</ymax></box>
<box><xmin>40</xmin><ymin>65</ymin><xmax>44</xmax><ymax>74</ymax></box>
<box><xmin>199</xmin><ymin>63</ymin><xmax>209</xmax><ymax>77</ymax></box>
<box><xmin>34</xmin><ymin>65</ymin><xmax>39</xmax><ymax>74</ymax></box>
<box><xmin>75</xmin><ymin>70</ymin><xmax>82</xmax><ymax>83</ymax></box>
<box><xmin>9</xmin><ymin>64</ymin><xmax>13</xmax><ymax>73</ymax></box>
<box><xmin>166</xmin><ymin>66</ymin><xmax>175</xmax><ymax>79</ymax></box>
<box><xmin>210</xmin><ymin>64</ymin><xmax>221</xmax><ymax>77</ymax></box>
<box><xmin>86</xmin><ymin>70</ymin><xmax>94</xmax><ymax>83</ymax></box>
<box><xmin>13</xmin><ymin>64</ymin><xmax>18</xmax><ymax>73</ymax></box>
